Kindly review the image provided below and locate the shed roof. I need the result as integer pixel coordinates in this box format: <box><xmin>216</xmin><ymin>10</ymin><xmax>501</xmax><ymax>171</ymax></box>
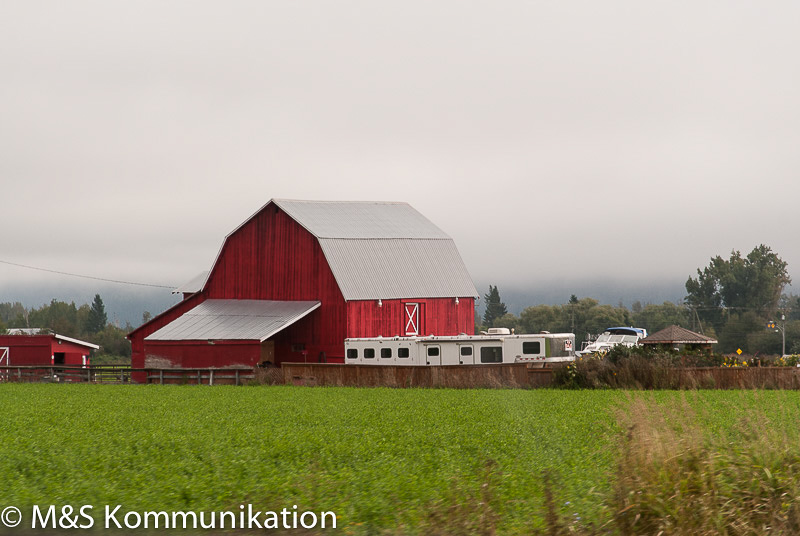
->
<box><xmin>172</xmin><ymin>271</ymin><xmax>209</xmax><ymax>295</ymax></box>
<box><xmin>641</xmin><ymin>325</ymin><xmax>718</xmax><ymax>345</ymax></box>
<box><xmin>145</xmin><ymin>299</ymin><xmax>320</xmax><ymax>342</ymax></box>
<box><xmin>3</xmin><ymin>329</ymin><xmax>99</xmax><ymax>349</ymax></box>
<box><xmin>205</xmin><ymin>199</ymin><xmax>478</xmax><ymax>300</ymax></box>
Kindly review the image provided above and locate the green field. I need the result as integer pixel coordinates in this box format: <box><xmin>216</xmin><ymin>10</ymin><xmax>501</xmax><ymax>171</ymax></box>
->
<box><xmin>2</xmin><ymin>385</ymin><xmax>800</xmax><ymax>534</ymax></box>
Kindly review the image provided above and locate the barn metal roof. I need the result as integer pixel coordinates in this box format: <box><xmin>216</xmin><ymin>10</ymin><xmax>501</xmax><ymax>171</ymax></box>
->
<box><xmin>273</xmin><ymin>199</ymin><xmax>452</xmax><ymax>239</ymax></box>
<box><xmin>145</xmin><ymin>299</ymin><xmax>320</xmax><ymax>342</ymax></box>
<box><xmin>320</xmin><ymin>239</ymin><xmax>478</xmax><ymax>300</ymax></box>
<box><xmin>201</xmin><ymin>199</ymin><xmax>479</xmax><ymax>300</ymax></box>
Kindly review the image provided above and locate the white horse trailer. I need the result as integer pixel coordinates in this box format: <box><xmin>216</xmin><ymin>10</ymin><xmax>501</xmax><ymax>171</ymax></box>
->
<box><xmin>345</xmin><ymin>329</ymin><xmax>575</xmax><ymax>368</ymax></box>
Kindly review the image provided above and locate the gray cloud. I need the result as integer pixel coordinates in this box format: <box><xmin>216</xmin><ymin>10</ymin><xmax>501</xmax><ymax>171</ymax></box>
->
<box><xmin>2</xmin><ymin>0</ymin><xmax>798</xmax><ymax>303</ymax></box>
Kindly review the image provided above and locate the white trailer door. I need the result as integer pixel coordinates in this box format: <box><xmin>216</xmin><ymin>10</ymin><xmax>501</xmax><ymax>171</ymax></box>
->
<box><xmin>458</xmin><ymin>344</ymin><xmax>475</xmax><ymax>365</ymax></box>
<box><xmin>424</xmin><ymin>344</ymin><xmax>441</xmax><ymax>365</ymax></box>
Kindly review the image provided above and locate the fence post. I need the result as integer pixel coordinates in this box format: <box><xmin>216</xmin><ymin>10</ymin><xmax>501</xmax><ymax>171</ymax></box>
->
<box><xmin>235</xmin><ymin>369</ymin><xmax>240</xmax><ymax>386</ymax></box>
<box><xmin>197</xmin><ymin>370</ymin><xmax>202</xmax><ymax>385</ymax></box>
<box><xmin>159</xmin><ymin>369</ymin><xmax>164</xmax><ymax>385</ymax></box>
<box><xmin>209</xmin><ymin>370</ymin><xmax>214</xmax><ymax>386</ymax></box>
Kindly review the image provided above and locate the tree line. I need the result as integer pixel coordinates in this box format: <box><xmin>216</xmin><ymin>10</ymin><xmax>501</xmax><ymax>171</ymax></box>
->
<box><xmin>0</xmin><ymin>294</ymin><xmax>133</xmax><ymax>362</ymax></box>
<box><xmin>479</xmin><ymin>244</ymin><xmax>798</xmax><ymax>355</ymax></box>
<box><xmin>1</xmin><ymin>244</ymin><xmax>795</xmax><ymax>360</ymax></box>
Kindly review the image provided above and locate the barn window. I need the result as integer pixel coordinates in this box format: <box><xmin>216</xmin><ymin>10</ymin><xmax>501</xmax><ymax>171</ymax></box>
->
<box><xmin>381</xmin><ymin>348</ymin><xmax>392</xmax><ymax>358</ymax></box>
<box><xmin>398</xmin><ymin>348</ymin><xmax>410</xmax><ymax>358</ymax></box>
<box><xmin>346</xmin><ymin>349</ymin><xmax>358</xmax><ymax>359</ymax></box>
<box><xmin>364</xmin><ymin>348</ymin><xmax>375</xmax><ymax>359</ymax></box>
<box><xmin>480</xmin><ymin>346</ymin><xmax>503</xmax><ymax>363</ymax></box>
<box><xmin>523</xmin><ymin>341</ymin><xmax>541</xmax><ymax>354</ymax></box>
<box><xmin>460</xmin><ymin>346</ymin><xmax>473</xmax><ymax>356</ymax></box>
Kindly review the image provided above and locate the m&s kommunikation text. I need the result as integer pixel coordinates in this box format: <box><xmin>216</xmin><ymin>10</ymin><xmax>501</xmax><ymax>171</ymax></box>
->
<box><xmin>16</xmin><ymin>504</ymin><xmax>336</xmax><ymax>530</ymax></box>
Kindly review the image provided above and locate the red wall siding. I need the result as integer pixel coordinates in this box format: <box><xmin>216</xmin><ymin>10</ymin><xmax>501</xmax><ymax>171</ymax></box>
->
<box><xmin>204</xmin><ymin>206</ymin><xmax>348</xmax><ymax>361</ymax></box>
<box><xmin>143</xmin><ymin>340</ymin><xmax>260</xmax><ymax>368</ymax></box>
<box><xmin>271</xmin><ymin>310</ymin><xmax>345</xmax><ymax>365</ymax></box>
<box><xmin>0</xmin><ymin>336</ymin><xmax>52</xmax><ymax>365</ymax></box>
<box><xmin>346</xmin><ymin>297</ymin><xmax>475</xmax><ymax>338</ymax></box>
<box><xmin>49</xmin><ymin>339</ymin><xmax>94</xmax><ymax>366</ymax></box>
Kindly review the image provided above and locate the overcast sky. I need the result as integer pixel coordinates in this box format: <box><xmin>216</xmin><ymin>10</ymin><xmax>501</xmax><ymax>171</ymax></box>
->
<box><xmin>2</xmin><ymin>1</ymin><xmax>799</xmax><ymax>310</ymax></box>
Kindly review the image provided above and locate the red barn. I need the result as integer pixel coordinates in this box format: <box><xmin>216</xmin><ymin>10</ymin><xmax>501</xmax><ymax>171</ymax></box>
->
<box><xmin>0</xmin><ymin>329</ymin><xmax>99</xmax><ymax>367</ymax></box>
<box><xmin>128</xmin><ymin>199</ymin><xmax>478</xmax><ymax>373</ymax></box>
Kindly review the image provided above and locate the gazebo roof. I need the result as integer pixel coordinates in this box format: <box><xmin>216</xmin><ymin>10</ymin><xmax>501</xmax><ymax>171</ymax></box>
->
<box><xmin>641</xmin><ymin>325</ymin><xmax>717</xmax><ymax>345</ymax></box>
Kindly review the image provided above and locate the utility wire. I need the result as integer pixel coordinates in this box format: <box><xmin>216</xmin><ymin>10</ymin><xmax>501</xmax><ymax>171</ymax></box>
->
<box><xmin>0</xmin><ymin>259</ymin><xmax>174</xmax><ymax>289</ymax></box>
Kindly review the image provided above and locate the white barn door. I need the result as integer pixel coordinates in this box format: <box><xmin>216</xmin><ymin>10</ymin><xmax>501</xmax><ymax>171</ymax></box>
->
<box><xmin>0</xmin><ymin>347</ymin><xmax>8</xmax><ymax>382</ymax></box>
<box><xmin>404</xmin><ymin>303</ymin><xmax>419</xmax><ymax>336</ymax></box>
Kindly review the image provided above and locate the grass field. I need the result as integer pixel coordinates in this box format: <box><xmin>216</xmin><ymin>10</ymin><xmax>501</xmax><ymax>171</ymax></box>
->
<box><xmin>1</xmin><ymin>385</ymin><xmax>800</xmax><ymax>534</ymax></box>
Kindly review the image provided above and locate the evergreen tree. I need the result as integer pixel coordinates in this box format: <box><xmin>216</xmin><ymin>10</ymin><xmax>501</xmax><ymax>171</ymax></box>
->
<box><xmin>483</xmin><ymin>285</ymin><xmax>508</xmax><ymax>326</ymax></box>
<box><xmin>86</xmin><ymin>294</ymin><xmax>107</xmax><ymax>334</ymax></box>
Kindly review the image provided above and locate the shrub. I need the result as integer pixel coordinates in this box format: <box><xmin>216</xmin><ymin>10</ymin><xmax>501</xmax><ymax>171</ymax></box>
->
<box><xmin>554</xmin><ymin>347</ymin><xmax>728</xmax><ymax>389</ymax></box>
<box><xmin>774</xmin><ymin>354</ymin><xmax>800</xmax><ymax>367</ymax></box>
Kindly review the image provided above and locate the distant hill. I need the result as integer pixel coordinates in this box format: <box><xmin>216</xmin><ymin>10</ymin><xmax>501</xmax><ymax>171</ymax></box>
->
<box><xmin>0</xmin><ymin>282</ymin><xmax>181</xmax><ymax>331</ymax></box>
<box><xmin>4</xmin><ymin>278</ymin><xmax>688</xmax><ymax>331</ymax></box>
<box><xmin>474</xmin><ymin>278</ymin><xmax>687</xmax><ymax>316</ymax></box>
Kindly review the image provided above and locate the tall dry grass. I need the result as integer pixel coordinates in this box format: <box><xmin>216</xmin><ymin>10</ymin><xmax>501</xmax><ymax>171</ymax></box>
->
<box><xmin>527</xmin><ymin>394</ymin><xmax>800</xmax><ymax>536</ymax></box>
<box><xmin>608</xmin><ymin>394</ymin><xmax>800</xmax><ymax>535</ymax></box>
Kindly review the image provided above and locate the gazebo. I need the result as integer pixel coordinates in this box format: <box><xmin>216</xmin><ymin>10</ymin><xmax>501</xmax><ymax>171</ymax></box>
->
<box><xmin>640</xmin><ymin>325</ymin><xmax>717</xmax><ymax>352</ymax></box>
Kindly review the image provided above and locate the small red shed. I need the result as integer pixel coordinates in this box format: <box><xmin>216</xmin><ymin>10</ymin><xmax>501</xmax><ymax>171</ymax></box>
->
<box><xmin>0</xmin><ymin>329</ymin><xmax>99</xmax><ymax>367</ymax></box>
<box><xmin>128</xmin><ymin>199</ymin><xmax>478</xmax><ymax>374</ymax></box>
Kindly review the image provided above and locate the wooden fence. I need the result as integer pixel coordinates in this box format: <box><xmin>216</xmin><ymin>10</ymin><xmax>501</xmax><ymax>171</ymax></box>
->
<box><xmin>282</xmin><ymin>364</ymin><xmax>800</xmax><ymax>390</ymax></box>
<box><xmin>282</xmin><ymin>363</ymin><xmax>532</xmax><ymax>388</ymax></box>
<box><xmin>141</xmin><ymin>367</ymin><xmax>255</xmax><ymax>385</ymax></box>
<box><xmin>2</xmin><ymin>364</ymin><xmax>800</xmax><ymax>389</ymax></box>
<box><xmin>0</xmin><ymin>365</ymin><xmax>254</xmax><ymax>385</ymax></box>
<box><xmin>661</xmin><ymin>367</ymin><xmax>800</xmax><ymax>389</ymax></box>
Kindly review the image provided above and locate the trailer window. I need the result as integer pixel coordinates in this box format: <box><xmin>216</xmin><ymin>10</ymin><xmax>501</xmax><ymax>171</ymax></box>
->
<box><xmin>398</xmin><ymin>348</ymin><xmax>410</xmax><ymax>358</ymax></box>
<box><xmin>427</xmin><ymin>346</ymin><xmax>440</xmax><ymax>357</ymax></box>
<box><xmin>460</xmin><ymin>346</ymin><xmax>473</xmax><ymax>356</ymax></box>
<box><xmin>480</xmin><ymin>346</ymin><xmax>503</xmax><ymax>363</ymax></box>
<box><xmin>346</xmin><ymin>349</ymin><xmax>357</xmax><ymax>359</ymax></box>
<box><xmin>364</xmin><ymin>348</ymin><xmax>375</xmax><ymax>359</ymax></box>
<box><xmin>381</xmin><ymin>348</ymin><xmax>392</xmax><ymax>358</ymax></box>
<box><xmin>522</xmin><ymin>341</ymin><xmax>541</xmax><ymax>354</ymax></box>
